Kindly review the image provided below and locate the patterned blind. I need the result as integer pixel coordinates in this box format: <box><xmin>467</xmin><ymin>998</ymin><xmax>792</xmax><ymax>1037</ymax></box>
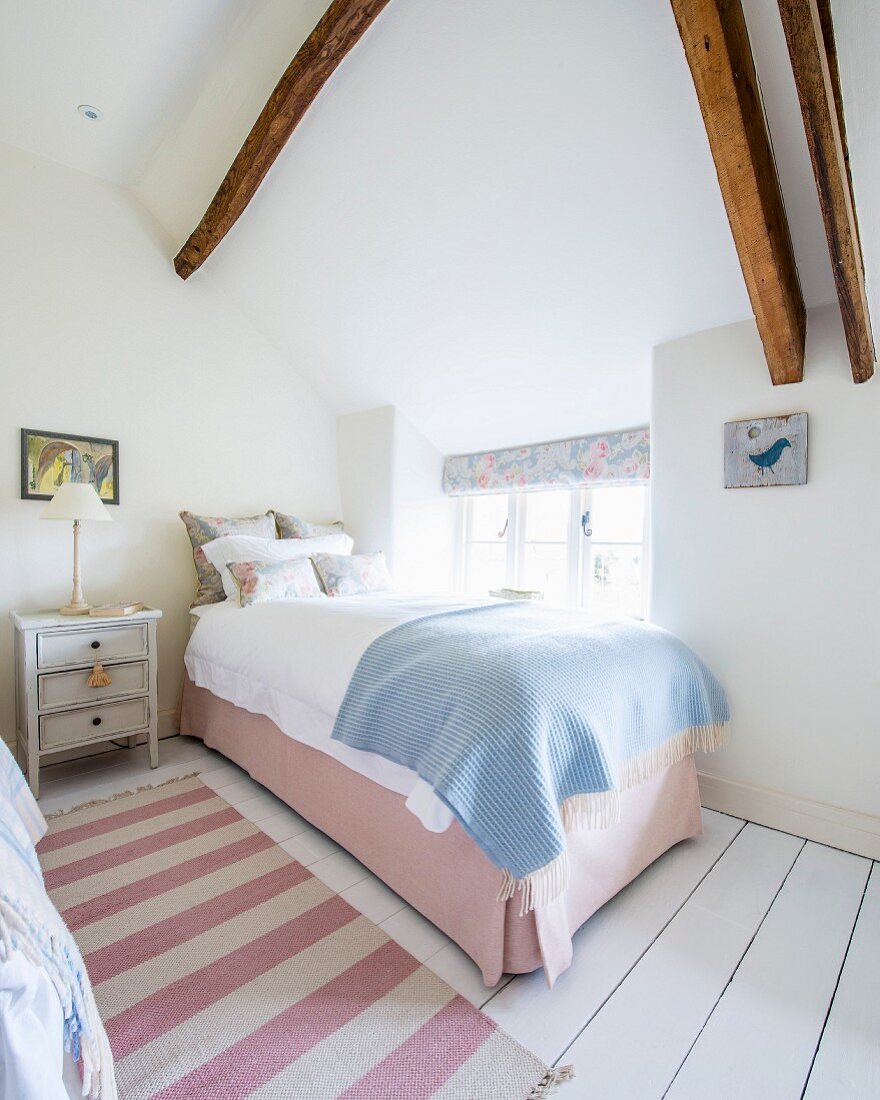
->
<box><xmin>442</xmin><ymin>427</ymin><xmax>650</xmax><ymax>496</ymax></box>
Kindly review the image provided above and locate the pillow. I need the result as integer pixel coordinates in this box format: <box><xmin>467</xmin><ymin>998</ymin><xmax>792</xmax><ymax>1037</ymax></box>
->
<box><xmin>201</xmin><ymin>531</ymin><xmax>354</xmax><ymax>601</ymax></box>
<box><xmin>179</xmin><ymin>511</ymin><xmax>275</xmax><ymax>606</ymax></box>
<box><xmin>227</xmin><ymin>558</ymin><xmax>324</xmax><ymax>607</ymax></box>
<box><xmin>275</xmin><ymin>512</ymin><xmax>344</xmax><ymax>539</ymax></box>
<box><xmin>311</xmin><ymin>551</ymin><xmax>393</xmax><ymax>597</ymax></box>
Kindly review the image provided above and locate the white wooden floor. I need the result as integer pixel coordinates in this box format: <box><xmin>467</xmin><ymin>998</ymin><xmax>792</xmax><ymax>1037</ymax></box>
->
<box><xmin>37</xmin><ymin>736</ymin><xmax>879</xmax><ymax>1100</ymax></box>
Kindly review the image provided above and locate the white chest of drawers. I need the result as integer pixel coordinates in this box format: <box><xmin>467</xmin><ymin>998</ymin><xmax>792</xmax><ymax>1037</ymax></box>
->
<box><xmin>11</xmin><ymin>607</ymin><xmax>162</xmax><ymax>798</ymax></box>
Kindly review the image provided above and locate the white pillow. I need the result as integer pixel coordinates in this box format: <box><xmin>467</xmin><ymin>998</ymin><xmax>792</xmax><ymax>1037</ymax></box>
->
<box><xmin>201</xmin><ymin>531</ymin><xmax>354</xmax><ymax>602</ymax></box>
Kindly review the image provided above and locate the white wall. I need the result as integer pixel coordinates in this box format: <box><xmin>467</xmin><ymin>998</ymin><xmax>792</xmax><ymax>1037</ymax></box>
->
<box><xmin>651</xmin><ymin>306</ymin><xmax>880</xmax><ymax>854</ymax></box>
<box><xmin>337</xmin><ymin>406</ymin><xmax>455</xmax><ymax>591</ymax></box>
<box><xmin>0</xmin><ymin>142</ymin><xmax>341</xmax><ymax>747</ymax></box>
<box><xmin>336</xmin><ymin>406</ymin><xmax>396</xmax><ymax>561</ymax></box>
<box><xmin>390</xmin><ymin>410</ymin><xmax>456</xmax><ymax>592</ymax></box>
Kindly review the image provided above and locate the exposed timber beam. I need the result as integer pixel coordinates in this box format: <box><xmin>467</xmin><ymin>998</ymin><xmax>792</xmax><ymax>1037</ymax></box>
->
<box><xmin>778</xmin><ymin>0</ymin><xmax>874</xmax><ymax>383</ymax></box>
<box><xmin>174</xmin><ymin>0</ymin><xmax>392</xmax><ymax>280</ymax></box>
<box><xmin>670</xmin><ymin>0</ymin><xmax>806</xmax><ymax>384</ymax></box>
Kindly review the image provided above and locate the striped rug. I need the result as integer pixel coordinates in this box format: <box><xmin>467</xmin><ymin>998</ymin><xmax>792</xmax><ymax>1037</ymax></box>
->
<box><xmin>40</xmin><ymin>775</ymin><xmax>572</xmax><ymax>1099</ymax></box>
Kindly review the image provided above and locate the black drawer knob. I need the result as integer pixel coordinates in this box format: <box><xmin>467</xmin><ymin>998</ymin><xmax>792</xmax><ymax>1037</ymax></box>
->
<box><xmin>92</xmin><ymin>717</ymin><xmax>102</xmax><ymax>726</ymax></box>
<box><xmin>91</xmin><ymin>640</ymin><xmax>101</xmax><ymax>650</ymax></box>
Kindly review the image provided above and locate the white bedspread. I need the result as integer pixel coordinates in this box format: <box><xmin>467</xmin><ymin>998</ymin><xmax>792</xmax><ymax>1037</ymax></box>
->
<box><xmin>184</xmin><ymin>594</ymin><xmax>488</xmax><ymax>831</ymax></box>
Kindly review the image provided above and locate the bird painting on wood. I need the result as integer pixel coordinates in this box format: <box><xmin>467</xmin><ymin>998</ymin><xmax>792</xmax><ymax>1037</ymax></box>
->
<box><xmin>724</xmin><ymin>414</ymin><xmax>806</xmax><ymax>488</ymax></box>
<box><xmin>748</xmin><ymin>437</ymin><xmax>791</xmax><ymax>474</ymax></box>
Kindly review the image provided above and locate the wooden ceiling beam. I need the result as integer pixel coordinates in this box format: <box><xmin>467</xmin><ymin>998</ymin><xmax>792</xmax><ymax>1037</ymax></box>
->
<box><xmin>778</xmin><ymin>0</ymin><xmax>874</xmax><ymax>383</ymax></box>
<box><xmin>174</xmin><ymin>0</ymin><xmax>392</xmax><ymax>280</ymax></box>
<box><xmin>670</xmin><ymin>0</ymin><xmax>806</xmax><ymax>384</ymax></box>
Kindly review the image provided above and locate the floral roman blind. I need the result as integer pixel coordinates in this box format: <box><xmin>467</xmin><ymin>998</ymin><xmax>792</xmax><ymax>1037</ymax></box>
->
<box><xmin>442</xmin><ymin>427</ymin><xmax>650</xmax><ymax>496</ymax></box>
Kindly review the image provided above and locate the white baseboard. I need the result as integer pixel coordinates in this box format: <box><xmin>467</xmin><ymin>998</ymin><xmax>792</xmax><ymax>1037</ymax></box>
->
<box><xmin>698</xmin><ymin>772</ymin><xmax>880</xmax><ymax>861</ymax></box>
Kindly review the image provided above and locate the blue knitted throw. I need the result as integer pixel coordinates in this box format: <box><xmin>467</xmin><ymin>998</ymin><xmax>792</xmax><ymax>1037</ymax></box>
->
<box><xmin>332</xmin><ymin>603</ymin><xmax>729</xmax><ymax>911</ymax></box>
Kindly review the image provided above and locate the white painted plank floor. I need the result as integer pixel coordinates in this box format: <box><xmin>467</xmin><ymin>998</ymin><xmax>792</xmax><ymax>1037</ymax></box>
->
<box><xmin>36</xmin><ymin>736</ymin><xmax>879</xmax><ymax>1099</ymax></box>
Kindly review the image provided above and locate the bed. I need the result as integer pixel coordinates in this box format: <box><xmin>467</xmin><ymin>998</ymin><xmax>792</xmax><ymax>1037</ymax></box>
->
<box><xmin>182</xmin><ymin>593</ymin><xmax>725</xmax><ymax>986</ymax></box>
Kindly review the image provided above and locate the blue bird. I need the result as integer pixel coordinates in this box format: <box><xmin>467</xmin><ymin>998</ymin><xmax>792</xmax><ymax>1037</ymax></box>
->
<box><xmin>749</xmin><ymin>437</ymin><xmax>791</xmax><ymax>474</ymax></box>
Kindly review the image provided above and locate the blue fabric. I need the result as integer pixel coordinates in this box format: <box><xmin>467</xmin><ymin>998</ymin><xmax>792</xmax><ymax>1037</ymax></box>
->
<box><xmin>0</xmin><ymin>739</ymin><xmax>46</xmax><ymax>881</ymax></box>
<box><xmin>0</xmin><ymin>740</ymin><xmax>111</xmax><ymax>1093</ymax></box>
<box><xmin>332</xmin><ymin>603</ymin><xmax>729</xmax><ymax>880</ymax></box>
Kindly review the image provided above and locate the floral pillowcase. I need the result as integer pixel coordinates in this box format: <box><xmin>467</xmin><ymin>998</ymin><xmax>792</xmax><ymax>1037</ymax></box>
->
<box><xmin>311</xmin><ymin>552</ymin><xmax>393</xmax><ymax>598</ymax></box>
<box><xmin>180</xmin><ymin>511</ymin><xmax>276</xmax><ymax>607</ymax></box>
<box><xmin>275</xmin><ymin>512</ymin><xmax>344</xmax><ymax>539</ymax></box>
<box><xmin>227</xmin><ymin>558</ymin><xmax>324</xmax><ymax>607</ymax></box>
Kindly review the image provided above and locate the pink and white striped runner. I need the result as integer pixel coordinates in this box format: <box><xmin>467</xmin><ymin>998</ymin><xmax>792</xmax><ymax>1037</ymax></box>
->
<box><xmin>41</xmin><ymin>775</ymin><xmax>571</xmax><ymax>1099</ymax></box>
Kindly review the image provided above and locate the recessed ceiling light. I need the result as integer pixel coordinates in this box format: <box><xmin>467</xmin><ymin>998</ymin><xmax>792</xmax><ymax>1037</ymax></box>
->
<box><xmin>77</xmin><ymin>104</ymin><xmax>103</xmax><ymax>121</ymax></box>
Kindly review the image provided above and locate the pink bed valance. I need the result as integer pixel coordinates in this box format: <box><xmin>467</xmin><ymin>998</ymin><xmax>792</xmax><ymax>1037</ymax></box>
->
<box><xmin>442</xmin><ymin>427</ymin><xmax>650</xmax><ymax>496</ymax></box>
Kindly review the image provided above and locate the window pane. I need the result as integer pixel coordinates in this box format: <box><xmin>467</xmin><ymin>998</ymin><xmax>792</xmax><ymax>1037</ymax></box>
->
<box><xmin>588</xmin><ymin>544</ymin><xmax>643</xmax><ymax>619</ymax></box>
<box><xmin>465</xmin><ymin>542</ymin><xmax>507</xmax><ymax>596</ymax></box>
<box><xmin>525</xmin><ymin>490</ymin><xmax>572</xmax><ymax>542</ymax></box>
<box><xmin>590</xmin><ymin>487</ymin><xmax>646</xmax><ymax>543</ymax></box>
<box><xmin>469</xmin><ymin>494</ymin><xmax>510</xmax><ymax>541</ymax></box>
<box><xmin>520</xmin><ymin>542</ymin><xmax>568</xmax><ymax>606</ymax></box>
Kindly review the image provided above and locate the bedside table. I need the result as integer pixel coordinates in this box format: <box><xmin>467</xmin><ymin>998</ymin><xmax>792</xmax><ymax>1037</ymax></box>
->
<box><xmin>11</xmin><ymin>607</ymin><xmax>162</xmax><ymax>798</ymax></box>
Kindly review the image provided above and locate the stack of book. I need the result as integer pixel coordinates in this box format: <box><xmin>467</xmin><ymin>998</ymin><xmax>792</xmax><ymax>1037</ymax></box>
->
<box><xmin>88</xmin><ymin>602</ymin><xmax>144</xmax><ymax>617</ymax></box>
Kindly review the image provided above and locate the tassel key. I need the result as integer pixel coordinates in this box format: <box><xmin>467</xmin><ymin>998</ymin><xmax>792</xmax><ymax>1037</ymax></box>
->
<box><xmin>87</xmin><ymin>661</ymin><xmax>112</xmax><ymax>688</ymax></box>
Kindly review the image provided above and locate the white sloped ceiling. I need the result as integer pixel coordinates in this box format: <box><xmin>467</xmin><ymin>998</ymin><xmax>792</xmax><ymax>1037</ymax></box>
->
<box><xmin>2</xmin><ymin>0</ymin><xmax>860</xmax><ymax>453</ymax></box>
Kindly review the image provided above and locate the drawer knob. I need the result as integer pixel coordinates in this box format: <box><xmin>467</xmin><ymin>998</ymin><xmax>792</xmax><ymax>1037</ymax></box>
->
<box><xmin>92</xmin><ymin>717</ymin><xmax>102</xmax><ymax>726</ymax></box>
<box><xmin>91</xmin><ymin>640</ymin><xmax>101</xmax><ymax>650</ymax></box>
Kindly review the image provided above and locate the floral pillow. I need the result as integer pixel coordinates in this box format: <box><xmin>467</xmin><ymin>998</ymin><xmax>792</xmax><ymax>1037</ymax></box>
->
<box><xmin>179</xmin><ymin>511</ymin><xmax>275</xmax><ymax>607</ymax></box>
<box><xmin>311</xmin><ymin>551</ymin><xmax>393</xmax><ymax>598</ymax></box>
<box><xmin>227</xmin><ymin>558</ymin><xmax>324</xmax><ymax>607</ymax></box>
<box><xmin>202</xmin><ymin>531</ymin><xmax>354</xmax><ymax>602</ymax></box>
<box><xmin>274</xmin><ymin>512</ymin><xmax>344</xmax><ymax>539</ymax></box>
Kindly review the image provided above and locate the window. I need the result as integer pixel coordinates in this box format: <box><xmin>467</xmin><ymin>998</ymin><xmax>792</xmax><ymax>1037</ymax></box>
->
<box><xmin>457</xmin><ymin>486</ymin><xmax>647</xmax><ymax>619</ymax></box>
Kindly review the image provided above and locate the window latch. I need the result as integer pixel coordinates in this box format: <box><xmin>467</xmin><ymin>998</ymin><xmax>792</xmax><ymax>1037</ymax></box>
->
<box><xmin>497</xmin><ymin>518</ymin><xmax>509</xmax><ymax>539</ymax></box>
<box><xmin>581</xmin><ymin>511</ymin><xmax>592</xmax><ymax>538</ymax></box>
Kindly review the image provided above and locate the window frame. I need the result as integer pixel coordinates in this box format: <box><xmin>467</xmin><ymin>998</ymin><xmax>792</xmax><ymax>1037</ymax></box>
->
<box><xmin>457</xmin><ymin>486</ymin><xmax>648</xmax><ymax>618</ymax></box>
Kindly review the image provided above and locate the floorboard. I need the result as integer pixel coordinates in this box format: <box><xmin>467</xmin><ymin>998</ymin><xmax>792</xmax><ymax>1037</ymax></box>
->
<box><xmin>665</xmin><ymin>842</ymin><xmax>871</xmax><ymax>1100</ymax></box>
<box><xmin>560</xmin><ymin>824</ymin><xmax>803</xmax><ymax>1098</ymax></box>
<box><xmin>482</xmin><ymin>809</ymin><xmax>744</xmax><ymax>1064</ymax></box>
<box><xmin>34</xmin><ymin>740</ymin><xmax>880</xmax><ymax>1097</ymax></box>
<box><xmin>804</xmin><ymin>862</ymin><xmax>879</xmax><ymax>1100</ymax></box>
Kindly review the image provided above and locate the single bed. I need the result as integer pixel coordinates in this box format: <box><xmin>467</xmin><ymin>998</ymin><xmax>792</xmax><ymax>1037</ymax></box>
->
<box><xmin>181</xmin><ymin>595</ymin><xmax>711</xmax><ymax>986</ymax></box>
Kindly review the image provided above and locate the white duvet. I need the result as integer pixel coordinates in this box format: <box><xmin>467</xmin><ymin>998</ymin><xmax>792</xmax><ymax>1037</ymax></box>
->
<box><xmin>185</xmin><ymin>593</ymin><xmax>489</xmax><ymax>831</ymax></box>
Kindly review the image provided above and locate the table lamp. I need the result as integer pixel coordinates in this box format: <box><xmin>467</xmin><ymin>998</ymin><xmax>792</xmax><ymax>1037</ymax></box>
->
<box><xmin>41</xmin><ymin>482</ymin><xmax>112</xmax><ymax>615</ymax></box>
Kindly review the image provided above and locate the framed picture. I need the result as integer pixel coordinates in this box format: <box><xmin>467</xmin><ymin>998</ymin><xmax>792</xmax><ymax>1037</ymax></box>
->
<box><xmin>21</xmin><ymin>428</ymin><xmax>120</xmax><ymax>504</ymax></box>
<box><xmin>724</xmin><ymin>413</ymin><xmax>807</xmax><ymax>489</ymax></box>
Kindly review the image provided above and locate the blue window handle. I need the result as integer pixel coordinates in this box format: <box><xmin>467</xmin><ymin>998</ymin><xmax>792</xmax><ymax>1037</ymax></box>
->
<box><xmin>581</xmin><ymin>511</ymin><xmax>592</xmax><ymax>537</ymax></box>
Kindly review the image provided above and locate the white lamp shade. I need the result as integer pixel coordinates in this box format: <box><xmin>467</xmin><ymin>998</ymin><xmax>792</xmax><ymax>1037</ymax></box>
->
<box><xmin>41</xmin><ymin>481</ymin><xmax>112</xmax><ymax>522</ymax></box>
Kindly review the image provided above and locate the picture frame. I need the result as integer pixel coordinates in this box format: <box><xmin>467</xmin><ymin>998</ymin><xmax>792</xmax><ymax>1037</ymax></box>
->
<box><xmin>20</xmin><ymin>428</ymin><xmax>120</xmax><ymax>504</ymax></box>
<box><xmin>723</xmin><ymin>413</ymin><xmax>807</xmax><ymax>489</ymax></box>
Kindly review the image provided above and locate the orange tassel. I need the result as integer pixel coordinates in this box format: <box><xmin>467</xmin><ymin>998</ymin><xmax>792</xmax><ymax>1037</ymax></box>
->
<box><xmin>87</xmin><ymin>661</ymin><xmax>112</xmax><ymax>688</ymax></box>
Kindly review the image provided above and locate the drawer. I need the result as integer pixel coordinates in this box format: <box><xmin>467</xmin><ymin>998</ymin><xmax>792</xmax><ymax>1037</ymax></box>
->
<box><xmin>37</xmin><ymin>623</ymin><xmax>148</xmax><ymax>669</ymax></box>
<box><xmin>40</xmin><ymin>697</ymin><xmax>149</xmax><ymax>750</ymax></box>
<box><xmin>38</xmin><ymin>661</ymin><xmax>149</xmax><ymax>710</ymax></box>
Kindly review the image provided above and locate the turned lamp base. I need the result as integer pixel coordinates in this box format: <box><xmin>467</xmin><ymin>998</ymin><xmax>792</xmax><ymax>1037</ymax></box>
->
<box><xmin>41</xmin><ymin>486</ymin><xmax>112</xmax><ymax>617</ymax></box>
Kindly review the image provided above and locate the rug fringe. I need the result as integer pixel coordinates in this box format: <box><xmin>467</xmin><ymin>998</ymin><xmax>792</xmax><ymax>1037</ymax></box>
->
<box><xmin>44</xmin><ymin>773</ymin><xmax>201</xmax><ymax>820</ymax></box>
<box><xmin>529</xmin><ymin>1064</ymin><xmax>575</xmax><ymax>1097</ymax></box>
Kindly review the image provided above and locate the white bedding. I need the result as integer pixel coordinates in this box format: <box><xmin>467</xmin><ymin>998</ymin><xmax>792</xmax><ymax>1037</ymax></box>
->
<box><xmin>0</xmin><ymin>741</ymin><xmax>86</xmax><ymax>1100</ymax></box>
<box><xmin>184</xmin><ymin>593</ymin><xmax>489</xmax><ymax>831</ymax></box>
